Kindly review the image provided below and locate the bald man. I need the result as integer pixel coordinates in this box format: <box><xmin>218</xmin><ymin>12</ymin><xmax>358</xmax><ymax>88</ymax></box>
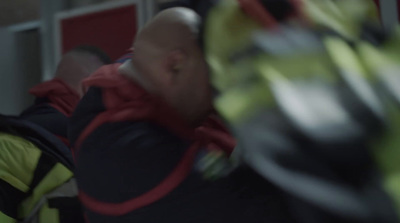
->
<box><xmin>20</xmin><ymin>46</ymin><xmax>111</xmax><ymax>145</ymax></box>
<box><xmin>126</xmin><ymin>7</ymin><xmax>212</xmax><ymax>125</ymax></box>
<box><xmin>69</xmin><ymin>8</ymin><xmax>292</xmax><ymax>223</ymax></box>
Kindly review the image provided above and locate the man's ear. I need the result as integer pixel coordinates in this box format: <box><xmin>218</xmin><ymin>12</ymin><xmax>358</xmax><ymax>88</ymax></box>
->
<box><xmin>164</xmin><ymin>49</ymin><xmax>187</xmax><ymax>80</ymax></box>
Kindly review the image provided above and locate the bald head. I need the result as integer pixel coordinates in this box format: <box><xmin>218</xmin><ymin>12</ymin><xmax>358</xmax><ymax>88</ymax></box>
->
<box><xmin>135</xmin><ymin>7</ymin><xmax>201</xmax><ymax>54</ymax></box>
<box><xmin>126</xmin><ymin>8</ymin><xmax>201</xmax><ymax>89</ymax></box>
<box><xmin>120</xmin><ymin>7</ymin><xmax>212</xmax><ymax>126</ymax></box>
<box><xmin>56</xmin><ymin>49</ymin><xmax>107</xmax><ymax>97</ymax></box>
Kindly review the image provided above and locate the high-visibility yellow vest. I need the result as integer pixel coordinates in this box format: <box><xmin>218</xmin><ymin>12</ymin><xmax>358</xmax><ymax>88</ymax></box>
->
<box><xmin>0</xmin><ymin>115</ymin><xmax>84</xmax><ymax>223</ymax></box>
<box><xmin>203</xmin><ymin>0</ymin><xmax>400</xmax><ymax>214</ymax></box>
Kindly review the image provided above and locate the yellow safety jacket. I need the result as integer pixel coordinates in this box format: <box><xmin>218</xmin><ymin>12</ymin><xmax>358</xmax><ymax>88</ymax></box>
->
<box><xmin>0</xmin><ymin>116</ymin><xmax>83</xmax><ymax>223</ymax></box>
<box><xmin>203</xmin><ymin>0</ymin><xmax>400</xmax><ymax>220</ymax></box>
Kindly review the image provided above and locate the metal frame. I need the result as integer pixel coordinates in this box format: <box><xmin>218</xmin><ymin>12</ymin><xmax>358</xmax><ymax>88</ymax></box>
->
<box><xmin>145</xmin><ymin>0</ymin><xmax>157</xmax><ymax>21</ymax></box>
<box><xmin>6</xmin><ymin>20</ymin><xmax>41</xmax><ymax>32</ymax></box>
<box><xmin>40</xmin><ymin>0</ymin><xmax>66</xmax><ymax>81</ymax></box>
<box><xmin>53</xmin><ymin>0</ymin><xmax>152</xmax><ymax>69</ymax></box>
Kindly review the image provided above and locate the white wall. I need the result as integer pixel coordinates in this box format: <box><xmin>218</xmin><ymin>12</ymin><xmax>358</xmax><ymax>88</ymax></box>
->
<box><xmin>0</xmin><ymin>27</ymin><xmax>42</xmax><ymax>115</ymax></box>
<box><xmin>0</xmin><ymin>28</ymin><xmax>21</xmax><ymax>115</ymax></box>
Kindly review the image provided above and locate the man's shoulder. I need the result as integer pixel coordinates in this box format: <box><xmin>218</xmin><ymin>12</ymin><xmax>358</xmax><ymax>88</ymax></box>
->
<box><xmin>0</xmin><ymin>115</ymin><xmax>74</xmax><ymax>170</ymax></box>
<box><xmin>84</xmin><ymin>120</ymin><xmax>188</xmax><ymax>152</ymax></box>
<box><xmin>20</xmin><ymin>103</ymin><xmax>68</xmax><ymax>138</ymax></box>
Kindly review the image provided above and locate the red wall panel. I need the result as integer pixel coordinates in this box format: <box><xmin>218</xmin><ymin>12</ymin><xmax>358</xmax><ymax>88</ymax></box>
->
<box><xmin>60</xmin><ymin>5</ymin><xmax>137</xmax><ymax>61</ymax></box>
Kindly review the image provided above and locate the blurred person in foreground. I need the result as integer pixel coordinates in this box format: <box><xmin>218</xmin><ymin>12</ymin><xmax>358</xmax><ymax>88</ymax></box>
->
<box><xmin>20</xmin><ymin>46</ymin><xmax>111</xmax><ymax>146</ymax></box>
<box><xmin>0</xmin><ymin>47</ymin><xmax>110</xmax><ymax>222</ymax></box>
<box><xmin>181</xmin><ymin>0</ymin><xmax>400</xmax><ymax>222</ymax></box>
<box><xmin>69</xmin><ymin>7</ymin><xmax>295</xmax><ymax>223</ymax></box>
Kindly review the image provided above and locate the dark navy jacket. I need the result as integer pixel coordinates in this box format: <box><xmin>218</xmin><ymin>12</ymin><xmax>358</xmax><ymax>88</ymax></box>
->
<box><xmin>68</xmin><ymin>64</ymin><xmax>293</xmax><ymax>223</ymax></box>
<box><xmin>20</xmin><ymin>78</ymin><xmax>81</xmax><ymax>146</ymax></box>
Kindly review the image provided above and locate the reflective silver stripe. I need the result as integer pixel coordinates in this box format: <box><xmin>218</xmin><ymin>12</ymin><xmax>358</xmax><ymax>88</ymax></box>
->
<box><xmin>270</xmin><ymin>76</ymin><xmax>364</xmax><ymax>142</ymax></box>
<box><xmin>21</xmin><ymin>178</ymin><xmax>78</xmax><ymax>223</ymax></box>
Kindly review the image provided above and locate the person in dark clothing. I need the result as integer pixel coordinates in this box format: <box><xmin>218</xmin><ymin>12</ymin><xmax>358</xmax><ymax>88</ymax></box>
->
<box><xmin>187</xmin><ymin>0</ymin><xmax>400</xmax><ymax>222</ymax></box>
<box><xmin>20</xmin><ymin>46</ymin><xmax>111</xmax><ymax>146</ymax></box>
<box><xmin>0</xmin><ymin>46</ymin><xmax>110</xmax><ymax>223</ymax></box>
<box><xmin>69</xmin><ymin>8</ymin><xmax>293</xmax><ymax>223</ymax></box>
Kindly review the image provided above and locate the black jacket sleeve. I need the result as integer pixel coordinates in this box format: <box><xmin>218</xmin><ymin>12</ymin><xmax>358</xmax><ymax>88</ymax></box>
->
<box><xmin>20</xmin><ymin>98</ymin><xmax>69</xmax><ymax>140</ymax></box>
<box><xmin>75</xmin><ymin>121</ymin><xmax>293</xmax><ymax>223</ymax></box>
